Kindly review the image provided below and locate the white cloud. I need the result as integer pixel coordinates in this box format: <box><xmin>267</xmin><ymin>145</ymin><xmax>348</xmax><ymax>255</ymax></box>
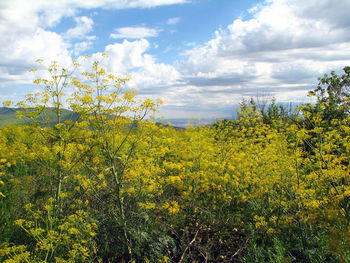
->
<box><xmin>103</xmin><ymin>39</ymin><xmax>151</xmax><ymax>72</ymax></box>
<box><xmin>166</xmin><ymin>17</ymin><xmax>180</xmax><ymax>25</ymax></box>
<box><xmin>64</xmin><ymin>16</ymin><xmax>95</xmax><ymax>54</ymax></box>
<box><xmin>99</xmin><ymin>0</ymin><xmax>190</xmax><ymax>9</ymax></box>
<box><xmin>73</xmin><ymin>41</ymin><xmax>94</xmax><ymax>55</ymax></box>
<box><xmin>64</xmin><ymin>16</ymin><xmax>94</xmax><ymax>39</ymax></box>
<box><xmin>92</xmin><ymin>39</ymin><xmax>180</xmax><ymax>89</ymax></box>
<box><xmin>128</xmin><ymin>56</ymin><xmax>180</xmax><ymax>91</ymax></box>
<box><xmin>71</xmin><ymin>39</ymin><xmax>180</xmax><ymax>98</ymax></box>
<box><xmin>110</xmin><ymin>27</ymin><xmax>160</xmax><ymax>39</ymax></box>
<box><xmin>0</xmin><ymin>28</ymin><xmax>71</xmax><ymax>79</ymax></box>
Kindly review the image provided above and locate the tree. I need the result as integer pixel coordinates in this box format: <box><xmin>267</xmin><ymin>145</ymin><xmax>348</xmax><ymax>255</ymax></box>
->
<box><xmin>310</xmin><ymin>66</ymin><xmax>350</xmax><ymax>123</ymax></box>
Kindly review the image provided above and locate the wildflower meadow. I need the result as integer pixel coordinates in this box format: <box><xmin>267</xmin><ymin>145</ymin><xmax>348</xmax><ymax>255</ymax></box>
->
<box><xmin>0</xmin><ymin>58</ymin><xmax>349</xmax><ymax>262</ymax></box>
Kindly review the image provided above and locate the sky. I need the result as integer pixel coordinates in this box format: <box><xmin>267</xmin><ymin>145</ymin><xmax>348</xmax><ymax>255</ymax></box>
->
<box><xmin>1</xmin><ymin>0</ymin><xmax>350</xmax><ymax>119</ymax></box>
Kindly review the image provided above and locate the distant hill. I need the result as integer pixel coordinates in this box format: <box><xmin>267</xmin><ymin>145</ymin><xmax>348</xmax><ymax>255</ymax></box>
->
<box><xmin>0</xmin><ymin>107</ymin><xmax>26</xmax><ymax>126</ymax></box>
<box><xmin>0</xmin><ymin>107</ymin><xmax>79</xmax><ymax>127</ymax></box>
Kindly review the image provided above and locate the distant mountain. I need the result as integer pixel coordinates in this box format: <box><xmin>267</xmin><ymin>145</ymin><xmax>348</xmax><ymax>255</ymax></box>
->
<box><xmin>0</xmin><ymin>107</ymin><xmax>218</xmax><ymax>129</ymax></box>
<box><xmin>158</xmin><ymin>118</ymin><xmax>216</xmax><ymax>128</ymax></box>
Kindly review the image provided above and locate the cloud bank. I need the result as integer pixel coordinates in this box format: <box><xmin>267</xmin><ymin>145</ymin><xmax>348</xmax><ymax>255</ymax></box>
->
<box><xmin>1</xmin><ymin>0</ymin><xmax>350</xmax><ymax>118</ymax></box>
<box><xmin>170</xmin><ymin>0</ymin><xmax>350</xmax><ymax>116</ymax></box>
<box><xmin>110</xmin><ymin>27</ymin><xmax>161</xmax><ymax>39</ymax></box>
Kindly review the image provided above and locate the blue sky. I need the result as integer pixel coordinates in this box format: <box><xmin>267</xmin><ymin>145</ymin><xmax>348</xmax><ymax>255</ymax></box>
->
<box><xmin>1</xmin><ymin>0</ymin><xmax>350</xmax><ymax>119</ymax></box>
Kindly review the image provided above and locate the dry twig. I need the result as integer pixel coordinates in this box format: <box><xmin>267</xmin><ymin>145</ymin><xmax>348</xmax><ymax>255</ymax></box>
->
<box><xmin>179</xmin><ymin>229</ymin><xmax>200</xmax><ymax>263</ymax></box>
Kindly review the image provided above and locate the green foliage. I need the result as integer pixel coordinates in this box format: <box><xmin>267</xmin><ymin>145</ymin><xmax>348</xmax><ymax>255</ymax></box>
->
<box><xmin>1</xmin><ymin>199</ymin><xmax>98</xmax><ymax>262</ymax></box>
<box><xmin>308</xmin><ymin>66</ymin><xmax>350</xmax><ymax>125</ymax></box>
